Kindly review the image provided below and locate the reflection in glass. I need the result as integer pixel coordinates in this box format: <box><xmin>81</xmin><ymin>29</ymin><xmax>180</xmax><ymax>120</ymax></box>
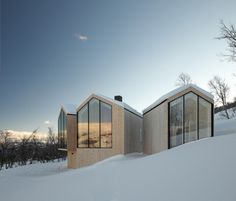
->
<box><xmin>78</xmin><ymin>104</ymin><xmax>89</xmax><ymax>147</ymax></box>
<box><xmin>199</xmin><ymin>98</ymin><xmax>212</xmax><ymax>139</ymax></box>
<box><xmin>89</xmin><ymin>99</ymin><xmax>100</xmax><ymax>147</ymax></box>
<box><xmin>169</xmin><ymin>97</ymin><xmax>183</xmax><ymax>148</ymax></box>
<box><xmin>101</xmin><ymin>102</ymin><xmax>112</xmax><ymax>148</ymax></box>
<box><xmin>58</xmin><ymin>110</ymin><xmax>67</xmax><ymax>149</ymax></box>
<box><xmin>184</xmin><ymin>93</ymin><xmax>197</xmax><ymax>143</ymax></box>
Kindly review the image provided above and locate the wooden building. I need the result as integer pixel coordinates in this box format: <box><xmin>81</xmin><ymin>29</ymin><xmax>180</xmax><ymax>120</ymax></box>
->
<box><xmin>143</xmin><ymin>84</ymin><xmax>214</xmax><ymax>155</ymax></box>
<box><xmin>58</xmin><ymin>94</ymin><xmax>143</xmax><ymax>168</ymax></box>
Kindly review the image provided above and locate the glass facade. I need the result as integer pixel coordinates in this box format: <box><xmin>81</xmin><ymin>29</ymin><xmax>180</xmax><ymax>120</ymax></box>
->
<box><xmin>58</xmin><ymin>109</ymin><xmax>67</xmax><ymax>149</ymax></box>
<box><xmin>169</xmin><ymin>97</ymin><xmax>183</xmax><ymax>148</ymax></box>
<box><xmin>78</xmin><ymin>98</ymin><xmax>112</xmax><ymax>148</ymax></box>
<box><xmin>89</xmin><ymin>99</ymin><xmax>100</xmax><ymax>147</ymax></box>
<box><xmin>78</xmin><ymin>104</ymin><xmax>89</xmax><ymax>147</ymax></box>
<box><xmin>184</xmin><ymin>93</ymin><xmax>198</xmax><ymax>143</ymax></box>
<box><xmin>169</xmin><ymin>92</ymin><xmax>212</xmax><ymax>148</ymax></box>
<box><xmin>101</xmin><ymin>102</ymin><xmax>112</xmax><ymax>148</ymax></box>
<box><xmin>199</xmin><ymin>97</ymin><xmax>212</xmax><ymax>139</ymax></box>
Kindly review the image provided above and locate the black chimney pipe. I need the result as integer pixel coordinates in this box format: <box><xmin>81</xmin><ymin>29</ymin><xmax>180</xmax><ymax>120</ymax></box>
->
<box><xmin>114</xmin><ymin>95</ymin><xmax>122</xmax><ymax>102</ymax></box>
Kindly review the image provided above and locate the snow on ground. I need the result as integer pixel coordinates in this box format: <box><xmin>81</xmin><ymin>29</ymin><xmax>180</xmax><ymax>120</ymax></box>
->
<box><xmin>214</xmin><ymin>107</ymin><xmax>236</xmax><ymax>120</ymax></box>
<box><xmin>215</xmin><ymin>117</ymin><xmax>236</xmax><ymax>136</ymax></box>
<box><xmin>1</xmin><ymin>119</ymin><xmax>236</xmax><ymax>201</ymax></box>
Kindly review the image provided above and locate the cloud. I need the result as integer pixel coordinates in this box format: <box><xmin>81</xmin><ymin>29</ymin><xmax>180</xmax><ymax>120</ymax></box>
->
<box><xmin>44</xmin><ymin>120</ymin><xmax>51</xmax><ymax>125</ymax></box>
<box><xmin>74</xmin><ymin>33</ymin><xmax>88</xmax><ymax>41</ymax></box>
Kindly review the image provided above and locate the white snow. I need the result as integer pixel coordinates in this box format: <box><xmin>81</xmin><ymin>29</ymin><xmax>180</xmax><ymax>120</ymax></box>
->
<box><xmin>214</xmin><ymin>107</ymin><xmax>236</xmax><ymax>120</ymax></box>
<box><xmin>215</xmin><ymin>117</ymin><xmax>236</xmax><ymax>136</ymax></box>
<box><xmin>143</xmin><ymin>84</ymin><xmax>214</xmax><ymax>113</ymax></box>
<box><xmin>1</xmin><ymin>118</ymin><xmax>236</xmax><ymax>201</ymax></box>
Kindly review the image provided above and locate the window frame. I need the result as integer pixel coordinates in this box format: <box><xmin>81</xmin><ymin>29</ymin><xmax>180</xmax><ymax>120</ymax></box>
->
<box><xmin>169</xmin><ymin>96</ymin><xmax>184</xmax><ymax>148</ymax></box>
<box><xmin>58</xmin><ymin>109</ymin><xmax>67</xmax><ymax>149</ymax></box>
<box><xmin>168</xmin><ymin>91</ymin><xmax>213</xmax><ymax>149</ymax></box>
<box><xmin>77</xmin><ymin>98</ymin><xmax>113</xmax><ymax>149</ymax></box>
<box><xmin>78</xmin><ymin>103</ymin><xmax>89</xmax><ymax>148</ymax></box>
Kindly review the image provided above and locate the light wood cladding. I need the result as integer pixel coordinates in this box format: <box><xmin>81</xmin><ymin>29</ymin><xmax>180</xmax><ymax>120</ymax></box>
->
<box><xmin>67</xmin><ymin>114</ymin><xmax>77</xmax><ymax>152</ymax></box>
<box><xmin>143</xmin><ymin>86</ymin><xmax>214</xmax><ymax>155</ymax></box>
<box><xmin>143</xmin><ymin>102</ymin><xmax>168</xmax><ymax>154</ymax></box>
<box><xmin>124</xmin><ymin>110</ymin><xmax>143</xmax><ymax>154</ymax></box>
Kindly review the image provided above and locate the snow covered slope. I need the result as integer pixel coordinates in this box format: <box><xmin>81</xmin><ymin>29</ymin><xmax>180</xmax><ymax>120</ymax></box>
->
<box><xmin>215</xmin><ymin>117</ymin><xmax>236</xmax><ymax>136</ymax></box>
<box><xmin>1</xmin><ymin>117</ymin><xmax>236</xmax><ymax>201</ymax></box>
<box><xmin>1</xmin><ymin>133</ymin><xmax>236</xmax><ymax>201</ymax></box>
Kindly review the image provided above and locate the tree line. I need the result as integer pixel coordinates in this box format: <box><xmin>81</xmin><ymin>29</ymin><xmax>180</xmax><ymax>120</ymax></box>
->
<box><xmin>0</xmin><ymin>128</ymin><xmax>66</xmax><ymax>170</ymax></box>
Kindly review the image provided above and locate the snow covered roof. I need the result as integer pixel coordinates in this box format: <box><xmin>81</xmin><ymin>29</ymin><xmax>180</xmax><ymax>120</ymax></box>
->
<box><xmin>61</xmin><ymin>104</ymin><xmax>77</xmax><ymax>115</ymax></box>
<box><xmin>79</xmin><ymin>93</ymin><xmax>142</xmax><ymax>118</ymax></box>
<box><xmin>143</xmin><ymin>84</ymin><xmax>214</xmax><ymax>114</ymax></box>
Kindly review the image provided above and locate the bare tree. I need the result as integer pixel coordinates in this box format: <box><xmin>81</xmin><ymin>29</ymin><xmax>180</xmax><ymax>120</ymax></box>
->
<box><xmin>208</xmin><ymin>76</ymin><xmax>230</xmax><ymax>119</ymax></box>
<box><xmin>0</xmin><ymin>130</ymin><xmax>12</xmax><ymax>169</ymax></box>
<box><xmin>175</xmin><ymin>72</ymin><xmax>192</xmax><ymax>86</ymax></box>
<box><xmin>217</xmin><ymin>20</ymin><xmax>236</xmax><ymax>62</ymax></box>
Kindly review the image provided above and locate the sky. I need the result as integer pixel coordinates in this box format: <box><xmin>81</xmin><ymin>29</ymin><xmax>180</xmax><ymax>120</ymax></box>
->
<box><xmin>1</xmin><ymin>0</ymin><xmax>236</xmax><ymax>134</ymax></box>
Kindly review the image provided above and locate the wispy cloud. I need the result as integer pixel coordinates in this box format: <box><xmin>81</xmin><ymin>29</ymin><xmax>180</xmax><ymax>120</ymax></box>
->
<box><xmin>74</xmin><ymin>33</ymin><xmax>88</xmax><ymax>41</ymax></box>
<box><xmin>44</xmin><ymin>120</ymin><xmax>51</xmax><ymax>125</ymax></box>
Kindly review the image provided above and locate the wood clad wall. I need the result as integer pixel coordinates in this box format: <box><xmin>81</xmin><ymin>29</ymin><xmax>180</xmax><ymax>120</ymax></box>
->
<box><xmin>124</xmin><ymin>110</ymin><xmax>143</xmax><ymax>154</ymax></box>
<box><xmin>67</xmin><ymin>150</ymin><xmax>77</xmax><ymax>168</ymax></box>
<box><xmin>67</xmin><ymin>114</ymin><xmax>78</xmax><ymax>168</ymax></box>
<box><xmin>67</xmin><ymin>114</ymin><xmax>77</xmax><ymax>152</ymax></box>
<box><xmin>143</xmin><ymin>102</ymin><xmax>168</xmax><ymax>154</ymax></box>
<box><xmin>143</xmin><ymin>87</ymin><xmax>214</xmax><ymax>155</ymax></box>
<box><xmin>76</xmin><ymin>103</ymin><xmax>125</xmax><ymax>168</ymax></box>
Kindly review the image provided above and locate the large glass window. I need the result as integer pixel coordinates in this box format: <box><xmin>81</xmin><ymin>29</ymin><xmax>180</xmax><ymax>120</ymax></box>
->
<box><xmin>169</xmin><ymin>92</ymin><xmax>212</xmax><ymax>148</ymax></box>
<box><xmin>58</xmin><ymin>110</ymin><xmax>67</xmax><ymax>149</ymax></box>
<box><xmin>89</xmin><ymin>99</ymin><xmax>100</xmax><ymax>148</ymax></box>
<box><xmin>184</xmin><ymin>93</ymin><xmax>198</xmax><ymax>143</ymax></box>
<box><xmin>77</xmin><ymin>99</ymin><xmax>112</xmax><ymax>148</ymax></box>
<box><xmin>169</xmin><ymin>97</ymin><xmax>183</xmax><ymax>148</ymax></box>
<box><xmin>101</xmin><ymin>102</ymin><xmax>112</xmax><ymax>148</ymax></box>
<box><xmin>199</xmin><ymin>97</ymin><xmax>212</xmax><ymax>139</ymax></box>
<box><xmin>78</xmin><ymin>104</ymin><xmax>89</xmax><ymax>147</ymax></box>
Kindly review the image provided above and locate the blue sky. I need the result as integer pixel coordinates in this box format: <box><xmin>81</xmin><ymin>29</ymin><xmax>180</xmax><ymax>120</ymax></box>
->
<box><xmin>1</xmin><ymin>0</ymin><xmax>236</xmax><ymax>134</ymax></box>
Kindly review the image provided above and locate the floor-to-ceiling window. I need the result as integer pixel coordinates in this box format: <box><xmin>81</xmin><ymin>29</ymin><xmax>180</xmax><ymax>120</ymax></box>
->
<box><xmin>89</xmin><ymin>99</ymin><xmax>100</xmax><ymax>148</ymax></box>
<box><xmin>169</xmin><ymin>97</ymin><xmax>183</xmax><ymax>148</ymax></box>
<box><xmin>58</xmin><ymin>109</ymin><xmax>67</xmax><ymax>149</ymax></box>
<box><xmin>101</xmin><ymin>102</ymin><xmax>112</xmax><ymax>148</ymax></box>
<box><xmin>78</xmin><ymin>98</ymin><xmax>112</xmax><ymax>148</ymax></box>
<box><xmin>199</xmin><ymin>97</ymin><xmax>212</xmax><ymax>139</ymax></box>
<box><xmin>169</xmin><ymin>92</ymin><xmax>212</xmax><ymax>148</ymax></box>
<box><xmin>184</xmin><ymin>93</ymin><xmax>198</xmax><ymax>143</ymax></box>
<box><xmin>78</xmin><ymin>104</ymin><xmax>89</xmax><ymax>147</ymax></box>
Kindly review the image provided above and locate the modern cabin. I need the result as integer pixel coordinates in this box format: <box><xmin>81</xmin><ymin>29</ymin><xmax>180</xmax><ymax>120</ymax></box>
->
<box><xmin>143</xmin><ymin>84</ymin><xmax>214</xmax><ymax>155</ymax></box>
<box><xmin>58</xmin><ymin>85</ymin><xmax>214</xmax><ymax>168</ymax></box>
<box><xmin>59</xmin><ymin>94</ymin><xmax>143</xmax><ymax>168</ymax></box>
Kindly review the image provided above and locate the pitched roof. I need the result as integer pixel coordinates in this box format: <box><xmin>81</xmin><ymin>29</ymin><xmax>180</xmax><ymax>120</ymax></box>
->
<box><xmin>61</xmin><ymin>104</ymin><xmax>77</xmax><ymax>115</ymax></box>
<box><xmin>143</xmin><ymin>84</ymin><xmax>214</xmax><ymax>114</ymax></box>
<box><xmin>79</xmin><ymin>93</ymin><xmax>142</xmax><ymax>118</ymax></box>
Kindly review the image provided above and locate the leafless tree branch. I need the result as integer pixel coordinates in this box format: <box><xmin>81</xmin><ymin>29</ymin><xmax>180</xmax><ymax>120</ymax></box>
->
<box><xmin>216</xmin><ymin>20</ymin><xmax>236</xmax><ymax>62</ymax></box>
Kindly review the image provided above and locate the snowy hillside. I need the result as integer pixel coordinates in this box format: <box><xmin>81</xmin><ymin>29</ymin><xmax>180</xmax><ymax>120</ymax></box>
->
<box><xmin>215</xmin><ymin>117</ymin><xmax>236</xmax><ymax>136</ymax></box>
<box><xmin>1</xmin><ymin>119</ymin><xmax>236</xmax><ymax>201</ymax></box>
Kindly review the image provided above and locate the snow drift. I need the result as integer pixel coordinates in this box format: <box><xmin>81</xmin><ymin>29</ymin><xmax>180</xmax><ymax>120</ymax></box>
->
<box><xmin>1</xmin><ymin>134</ymin><xmax>236</xmax><ymax>201</ymax></box>
<box><xmin>1</xmin><ymin>117</ymin><xmax>236</xmax><ymax>201</ymax></box>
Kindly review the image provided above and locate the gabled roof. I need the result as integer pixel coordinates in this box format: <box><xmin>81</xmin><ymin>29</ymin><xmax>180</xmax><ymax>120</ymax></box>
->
<box><xmin>143</xmin><ymin>84</ymin><xmax>214</xmax><ymax>114</ymax></box>
<box><xmin>61</xmin><ymin>104</ymin><xmax>77</xmax><ymax>115</ymax></box>
<box><xmin>77</xmin><ymin>93</ymin><xmax>142</xmax><ymax>118</ymax></box>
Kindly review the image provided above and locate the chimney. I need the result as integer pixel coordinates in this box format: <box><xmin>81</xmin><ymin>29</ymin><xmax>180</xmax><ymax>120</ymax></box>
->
<box><xmin>114</xmin><ymin>95</ymin><xmax>122</xmax><ymax>102</ymax></box>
